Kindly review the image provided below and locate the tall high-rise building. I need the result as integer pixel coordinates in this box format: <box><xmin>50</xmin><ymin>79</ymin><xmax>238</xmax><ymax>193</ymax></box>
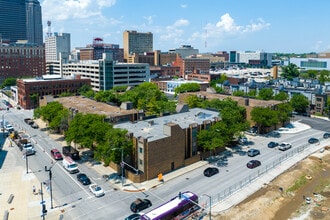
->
<box><xmin>0</xmin><ymin>0</ymin><xmax>43</xmax><ymax>45</ymax></box>
<box><xmin>26</xmin><ymin>0</ymin><xmax>43</xmax><ymax>45</ymax></box>
<box><xmin>45</xmin><ymin>32</ymin><xmax>71</xmax><ymax>63</ymax></box>
<box><xmin>0</xmin><ymin>0</ymin><xmax>27</xmax><ymax>43</ymax></box>
<box><xmin>123</xmin><ymin>30</ymin><xmax>153</xmax><ymax>61</ymax></box>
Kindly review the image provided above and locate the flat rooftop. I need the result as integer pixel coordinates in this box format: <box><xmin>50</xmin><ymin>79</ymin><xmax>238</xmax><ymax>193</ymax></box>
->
<box><xmin>55</xmin><ymin>96</ymin><xmax>135</xmax><ymax>117</ymax></box>
<box><xmin>114</xmin><ymin>108</ymin><xmax>220</xmax><ymax>142</ymax></box>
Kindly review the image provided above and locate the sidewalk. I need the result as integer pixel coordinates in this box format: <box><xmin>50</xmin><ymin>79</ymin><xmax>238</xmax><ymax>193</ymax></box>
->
<box><xmin>0</xmin><ymin>138</ymin><xmax>63</xmax><ymax>220</ymax></box>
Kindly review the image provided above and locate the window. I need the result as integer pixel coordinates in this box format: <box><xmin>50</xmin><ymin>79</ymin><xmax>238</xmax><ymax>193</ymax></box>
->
<box><xmin>139</xmin><ymin>147</ymin><xmax>143</xmax><ymax>153</ymax></box>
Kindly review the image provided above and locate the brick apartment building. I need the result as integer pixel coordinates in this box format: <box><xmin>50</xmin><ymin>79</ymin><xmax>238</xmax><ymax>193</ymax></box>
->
<box><xmin>0</xmin><ymin>43</ymin><xmax>45</xmax><ymax>83</ymax></box>
<box><xmin>114</xmin><ymin>107</ymin><xmax>220</xmax><ymax>182</ymax></box>
<box><xmin>173</xmin><ymin>56</ymin><xmax>210</xmax><ymax>78</ymax></box>
<box><xmin>17</xmin><ymin>75</ymin><xmax>91</xmax><ymax>109</ymax></box>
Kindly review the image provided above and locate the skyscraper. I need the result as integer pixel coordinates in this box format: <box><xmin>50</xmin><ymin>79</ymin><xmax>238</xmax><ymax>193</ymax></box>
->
<box><xmin>26</xmin><ymin>0</ymin><xmax>43</xmax><ymax>45</ymax></box>
<box><xmin>123</xmin><ymin>30</ymin><xmax>153</xmax><ymax>61</ymax></box>
<box><xmin>0</xmin><ymin>0</ymin><xmax>27</xmax><ymax>43</ymax></box>
<box><xmin>0</xmin><ymin>0</ymin><xmax>43</xmax><ymax>45</ymax></box>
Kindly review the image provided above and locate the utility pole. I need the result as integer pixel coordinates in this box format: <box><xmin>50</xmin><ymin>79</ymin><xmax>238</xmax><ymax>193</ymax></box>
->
<box><xmin>40</xmin><ymin>182</ymin><xmax>47</xmax><ymax>219</ymax></box>
<box><xmin>25</xmin><ymin>151</ymin><xmax>29</xmax><ymax>174</ymax></box>
<box><xmin>45</xmin><ymin>165</ymin><xmax>54</xmax><ymax>209</ymax></box>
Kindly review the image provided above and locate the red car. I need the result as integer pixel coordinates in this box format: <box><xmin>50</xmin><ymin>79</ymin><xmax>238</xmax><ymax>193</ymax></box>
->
<box><xmin>50</xmin><ymin>149</ymin><xmax>63</xmax><ymax>160</ymax></box>
<box><xmin>247</xmin><ymin>160</ymin><xmax>261</xmax><ymax>169</ymax></box>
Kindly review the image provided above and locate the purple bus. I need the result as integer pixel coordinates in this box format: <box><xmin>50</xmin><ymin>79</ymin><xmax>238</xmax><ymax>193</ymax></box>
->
<box><xmin>140</xmin><ymin>191</ymin><xmax>200</xmax><ymax>220</ymax></box>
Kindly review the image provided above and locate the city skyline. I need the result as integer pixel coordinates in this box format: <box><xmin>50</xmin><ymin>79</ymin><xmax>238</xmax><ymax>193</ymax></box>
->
<box><xmin>40</xmin><ymin>0</ymin><xmax>330</xmax><ymax>54</ymax></box>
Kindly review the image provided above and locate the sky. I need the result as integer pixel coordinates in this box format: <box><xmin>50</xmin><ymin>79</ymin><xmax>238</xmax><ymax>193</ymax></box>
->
<box><xmin>40</xmin><ymin>0</ymin><xmax>330</xmax><ymax>54</ymax></box>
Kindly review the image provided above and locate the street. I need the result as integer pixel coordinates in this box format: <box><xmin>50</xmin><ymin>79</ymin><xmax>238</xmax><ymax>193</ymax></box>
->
<box><xmin>1</xmin><ymin>102</ymin><xmax>330</xmax><ymax>219</ymax></box>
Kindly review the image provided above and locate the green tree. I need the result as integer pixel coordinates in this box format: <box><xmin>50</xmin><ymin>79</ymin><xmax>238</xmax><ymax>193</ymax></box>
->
<box><xmin>185</xmin><ymin>95</ymin><xmax>204</xmax><ymax>108</ymax></box>
<box><xmin>306</xmin><ymin>70</ymin><xmax>318</xmax><ymax>79</ymax></box>
<box><xmin>1</xmin><ymin>77</ymin><xmax>16</xmax><ymax>88</ymax></box>
<box><xmin>319</xmin><ymin>70</ymin><xmax>330</xmax><ymax>84</ymax></box>
<box><xmin>174</xmin><ymin>82</ymin><xmax>200</xmax><ymax>96</ymax></box>
<box><xmin>281</xmin><ymin>63</ymin><xmax>300</xmax><ymax>80</ymax></box>
<box><xmin>94</xmin><ymin>128</ymin><xmax>133</xmax><ymax>165</ymax></box>
<box><xmin>120</xmin><ymin>82</ymin><xmax>167</xmax><ymax>110</ymax></box>
<box><xmin>290</xmin><ymin>94</ymin><xmax>309</xmax><ymax>113</ymax></box>
<box><xmin>258</xmin><ymin>88</ymin><xmax>274</xmax><ymax>100</ymax></box>
<box><xmin>197</xmin><ymin>98</ymin><xmax>249</xmax><ymax>153</ymax></box>
<box><xmin>274</xmin><ymin>91</ymin><xmax>289</xmax><ymax>101</ymax></box>
<box><xmin>65</xmin><ymin>113</ymin><xmax>108</xmax><ymax>148</ymax></box>
<box><xmin>276</xmin><ymin>103</ymin><xmax>293</xmax><ymax>126</ymax></box>
<box><xmin>247</xmin><ymin>89</ymin><xmax>257</xmax><ymax>98</ymax></box>
<box><xmin>251</xmin><ymin>107</ymin><xmax>279</xmax><ymax>133</ymax></box>
<box><xmin>233</xmin><ymin>90</ymin><xmax>245</xmax><ymax>97</ymax></box>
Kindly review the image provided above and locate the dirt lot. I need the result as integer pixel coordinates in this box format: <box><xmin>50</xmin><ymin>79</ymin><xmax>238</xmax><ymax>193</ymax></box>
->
<box><xmin>215</xmin><ymin>148</ymin><xmax>330</xmax><ymax>220</ymax></box>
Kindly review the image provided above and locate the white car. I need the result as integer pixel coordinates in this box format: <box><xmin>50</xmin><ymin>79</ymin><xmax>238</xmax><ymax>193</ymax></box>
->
<box><xmin>89</xmin><ymin>184</ymin><xmax>105</xmax><ymax>197</ymax></box>
<box><xmin>278</xmin><ymin>142</ymin><xmax>292</xmax><ymax>151</ymax></box>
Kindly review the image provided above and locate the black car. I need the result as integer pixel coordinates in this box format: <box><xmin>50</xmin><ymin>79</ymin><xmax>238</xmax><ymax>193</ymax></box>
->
<box><xmin>308</xmin><ymin>137</ymin><xmax>319</xmax><ymax>144</ymax></box>
<box><xmin>203</xmin><ymin>167</ymin><xmax>219</xmax><ymax>177</ymax></box>
<box><xmin>247</xmin><ymin>160</ymin><xmax>261</xmax><ymax>169</ymax></box>
<box><xmin>77</xmin><ymin>173</ymin><xmax>91</xmax><ymax>185</ymax></box>
<box><xmin>125</xmin><ymin>213</ymin><xmax>141</xmax><ymax>220</ymax></box>
<box><xmin>268</xmin><ymin>141</ymin><xmax>279</xmax><ymax>148</ymax></box>
<box><xmin>323</xmin><ymin>132</ymin><xmax>330</xmax><ymax>139</ymax></box>
<box><xmin>130</xmin><ymin>198</ymin><xmax>152</xmax><ymax>213</ymax></box>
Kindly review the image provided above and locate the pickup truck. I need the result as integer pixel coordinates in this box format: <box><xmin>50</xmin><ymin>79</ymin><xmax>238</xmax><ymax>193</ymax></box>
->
<box><xmin>62</xmin><ymin>146</ymin><xmax>80</xmax><ymax>160</ymax></box>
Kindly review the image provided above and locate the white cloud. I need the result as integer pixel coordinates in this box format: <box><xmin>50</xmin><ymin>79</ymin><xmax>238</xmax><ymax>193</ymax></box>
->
<box><xmin>180</xmin><ymin>4</ymin><xmax>188</xmax><ymax>8</ymax></box>
<box><xmin>41</xmin><ymin>0</ymin><xmax>116</xmax><ymax>21</ymax></box>
<box><xmin>159</xmin><ymin>19</ymin><xmax>189</xmax><ymax>45</ymax></box>
<box><xmin>173</xmin><ymin>19</ymin><xmax>189</xmax><ymax>27</ymax></box>
<box><xmin>215</xmin><ymin>13</ymin><xmax>241</xmax><ymax>32</ymax></box>
<box><xmin>143</xmin><ymin>16</ymin><xmax>154</xmax><ymax>25</ymax></box>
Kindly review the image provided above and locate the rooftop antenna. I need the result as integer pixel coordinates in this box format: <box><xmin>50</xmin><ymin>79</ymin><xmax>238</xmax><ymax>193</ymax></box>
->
<box><xmin>47</xmin><ymin>21</ymin><xmax>52</xmax><ymax>37</ymax></box>
<box><xmin>205</xmin><ymin>21</ymin><xmax>208</xmax><ymax>49</ymax></box>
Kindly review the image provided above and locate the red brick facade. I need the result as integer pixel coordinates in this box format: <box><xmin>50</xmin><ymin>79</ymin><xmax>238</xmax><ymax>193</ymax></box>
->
<box><xmin>17</xmin><ymin>77</ymin><xmax>91</xmax><ymax>109</ymax></box>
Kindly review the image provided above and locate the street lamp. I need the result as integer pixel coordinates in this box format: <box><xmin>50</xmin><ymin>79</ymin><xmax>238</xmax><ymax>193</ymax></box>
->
<box><xmin>112</xmin><ymin>148</ymin><xmax>124</xmax><ymax>187</ymax></box>
<box><xmin>202</xmin><ymin>194</ymin><xmax>212</xmax><ymax>220</ymax></box>
<box><xmin>45</xmin><ymin>165</ymin><xmax>54</xmax><ymax>209</ymax></box>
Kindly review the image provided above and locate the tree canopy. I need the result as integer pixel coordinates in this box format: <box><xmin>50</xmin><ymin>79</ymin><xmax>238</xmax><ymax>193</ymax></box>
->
<box><xmin>290</xmin><ymin>94</ymin><xmax>309</xmax><ymax>113</ymax></box>
<box><xmin>251</xmin><ymin>107</ymin><xmax>279</xmax><ymax>133</ymax></box>
<box><xmin>258</xmin><ymin>88</ymin><xmax>274</xmax><ymax>100</ymax></box>
<box><xmin>174</xmin><ymin>82</ymin><xmax>200</xmax><ymax>95</ymax></box>
<box><xmin>281</xmin><ymin>63</ymin><xmax>300</xmax><ymax>80</ymax></box>
<box><xmin>1</xmin><ymin>77</ymin><xmax>16</xmax><ymax>88</ymax></box>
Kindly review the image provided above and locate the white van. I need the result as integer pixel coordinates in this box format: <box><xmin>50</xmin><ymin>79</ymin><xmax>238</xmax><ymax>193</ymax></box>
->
<box><xmin>62</xmin><ymin>156</ymin><xmax>79</xmax><ymax>174</ymax></box>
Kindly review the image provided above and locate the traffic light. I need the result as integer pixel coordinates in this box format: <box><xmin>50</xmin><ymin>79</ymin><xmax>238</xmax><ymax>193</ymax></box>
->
<box><xmin>178</xmin><ymin>192</ymin><xmax>182</xmax><ymax>199</ymax></box>
<box><xmin>42</xmin><ymin>204</ymin><xmax>47</xmax><ymax>214</ymax></box>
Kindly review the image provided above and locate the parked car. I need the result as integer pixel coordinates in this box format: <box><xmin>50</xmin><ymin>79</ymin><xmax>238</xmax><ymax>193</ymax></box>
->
<box><xmin>89</xmin><ymin>184</ymin><xmax>105</xmax><ymax>197</ymax></box>
<box><xmin>62</xmin><ymin>146</ymin><xmax>80</xmax><ymax>160</ymax></box>
<box><xmin>268</xmin><ymin>141</ymin><xmax>279</xmax><ymax>148</ymax></box>
<box><xmin>30</xmin><ymin>122</ymin><xmax>39</xmax><ymax>129</ymax></box>
<box><xmin>308</xmin><ymin>137</ymin><xmax>319</xmax><ymax>144</ymax></box>
<box><xmin>125</xmin><ymin>213</ymin><xmax>141</xmax><ymax>220</ymax></box>
<box><xmin>323</xmin><ymin>132</ymin><xmax>330</xmax><ymax>139</ymax></box>
<box><xmin>77</xmin><ymin>173</ymin><xmax>91</xmax><ymax>185</ymax></box>
<box><xmin>278</xmin><ymin>142</ymin><xmax>292</xmax><ymax>151</ymax></box>
<box><xmin>50</xmin><ymin>149</ymin><xmax>63</xmax><ymax>160</ymax></box>
<box><xmin>239</xmin><ymin>137</ymin><xmax>248</xmax><ymax>145</ymax></box>
<box><xmin>203</xmin><ymin>167</ymin><xmax>219</xmax><ymax>177</ymax></box>
<box><xmin>247</xmin><ymin>149</ymin><xmax>260</xmax><ymax>157</ymax></box>
<box><xmin>246</xmin><ymin>160</ymin><xmax>261</xmax><ymax>169</ymax></box>
<box><xmin>130</xmin><ymin>198</ymin><xmax>152</xmax><ymax>213</ymax></box>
